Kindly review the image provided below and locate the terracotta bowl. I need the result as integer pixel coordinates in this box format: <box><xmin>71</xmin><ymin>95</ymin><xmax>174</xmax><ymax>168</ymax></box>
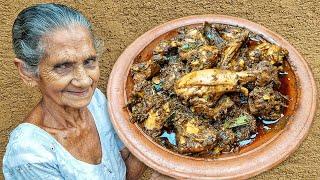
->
<box><xmin>107</xmin><ymin>15</ymin><xmax>317</xmax><ymax>179</ymax></box>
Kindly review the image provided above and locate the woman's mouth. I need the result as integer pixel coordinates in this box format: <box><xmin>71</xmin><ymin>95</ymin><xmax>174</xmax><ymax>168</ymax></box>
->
<box><xmin>65</xmin><ymin>89</ymin><xmax>90</xmax><ymax>97</ymax></box>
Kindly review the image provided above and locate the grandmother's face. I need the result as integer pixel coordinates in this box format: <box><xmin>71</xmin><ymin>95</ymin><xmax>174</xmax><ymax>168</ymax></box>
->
<box><xmin>38</xmin><ymin>25</ymin><xmax>100</xmax><ymax>108</ymax></box>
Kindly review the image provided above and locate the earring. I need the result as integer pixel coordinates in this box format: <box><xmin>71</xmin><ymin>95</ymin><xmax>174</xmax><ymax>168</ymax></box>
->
<box><xmin>27</xmin><ymin>82</ymin><xmax>35</xmax><ymax>87</ymax></box>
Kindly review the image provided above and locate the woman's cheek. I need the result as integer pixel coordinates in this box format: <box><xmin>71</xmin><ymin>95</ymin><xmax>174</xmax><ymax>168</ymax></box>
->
<box><xmin>89</xmin><ymin>66</ymin><xmax>100</xmax><ymax>83</ymax></box>
<box><xmin>45</xmin><ymin>72</ymin><xmax>74</xmax><ymax>90</ymax></box>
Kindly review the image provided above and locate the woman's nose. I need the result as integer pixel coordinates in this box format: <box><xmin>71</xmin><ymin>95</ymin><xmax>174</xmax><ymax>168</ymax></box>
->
<box><xmin>72</xmin><ymin>66</ymin><xmax>92</xmax><ymax>88</ymax></box>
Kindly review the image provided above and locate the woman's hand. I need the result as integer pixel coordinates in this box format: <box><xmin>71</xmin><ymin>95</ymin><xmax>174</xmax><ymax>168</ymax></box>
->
<box><xmin>121</xmin><ymin>148</ymin><xmax>147</xmax><ymax>180</ymax></box>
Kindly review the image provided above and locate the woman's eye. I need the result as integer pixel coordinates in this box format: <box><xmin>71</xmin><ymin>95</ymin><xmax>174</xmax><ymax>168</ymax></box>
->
<box><xmin>84</xmin><ymin>58</ymin><xmax>97</xmax><ymax>67</ymax></box>
<box><xmin>53</xmin><ymin>62</ymin><xmax>73</xmax><ymax>72</ymax></box>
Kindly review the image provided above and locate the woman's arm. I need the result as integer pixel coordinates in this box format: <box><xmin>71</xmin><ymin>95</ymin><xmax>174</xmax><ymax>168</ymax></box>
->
<box><xmin>120</xmin><ymin>148</ymin><xmax>147</xmax><ymax>180</ymax></box>
<box><xmin>3</xmin><ymin>162</ymin><xmax>63</xmax><ymax>180</ymax></box>
<box><xmin>3</xmin><ymin>140</ymin><xmax>63</xmax><ymax>180</ymax></box>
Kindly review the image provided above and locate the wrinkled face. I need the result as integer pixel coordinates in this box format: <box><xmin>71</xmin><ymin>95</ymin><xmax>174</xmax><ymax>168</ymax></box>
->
<box><xmin>38</xmin><ymin>25</ymin><xmax>100</xmax><ymax>108</ymax></box>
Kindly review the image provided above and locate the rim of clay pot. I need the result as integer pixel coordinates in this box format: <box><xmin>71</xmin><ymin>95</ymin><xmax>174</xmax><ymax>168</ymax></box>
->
<box><xmin>107</xmin><ymin>15</ymin><xmax>317</xmax><ymax>179</ymax></box>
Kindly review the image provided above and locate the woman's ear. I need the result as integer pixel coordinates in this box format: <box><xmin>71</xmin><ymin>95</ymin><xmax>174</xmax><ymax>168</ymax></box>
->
<box><xmin>14</xmin><ymin>58</ymin><xmax>39</xmax><ymax>87</ymax></box>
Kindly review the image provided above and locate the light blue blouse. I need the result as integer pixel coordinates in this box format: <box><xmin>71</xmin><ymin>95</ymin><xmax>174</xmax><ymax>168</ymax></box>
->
<box><xmin>3</xmin><ymin>88</ymin><xmax>126</xmax><ymax>180</ymax></box>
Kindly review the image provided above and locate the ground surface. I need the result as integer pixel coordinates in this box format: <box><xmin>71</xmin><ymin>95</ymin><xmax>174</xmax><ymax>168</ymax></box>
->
<box><xmin>0</xmin><ymin>0</ymin><xmax>319</xmax><ymax>179</ymax></box>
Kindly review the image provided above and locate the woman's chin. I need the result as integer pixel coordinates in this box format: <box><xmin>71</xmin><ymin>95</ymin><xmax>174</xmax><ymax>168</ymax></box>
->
<box><xmin>64</xmin><ymin>99</ymin><xmax>92</xmax><ymax>109</ymax></box>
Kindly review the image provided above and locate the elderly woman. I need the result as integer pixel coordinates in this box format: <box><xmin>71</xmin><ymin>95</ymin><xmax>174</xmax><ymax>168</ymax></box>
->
<box><xmin>3</xmin><ymin>3</ymin><xmax>146</xmax><ymax>180</ymax></box>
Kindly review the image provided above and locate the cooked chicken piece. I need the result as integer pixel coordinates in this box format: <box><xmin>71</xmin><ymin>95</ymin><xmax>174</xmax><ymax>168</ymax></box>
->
<box><xmin>178</xmin><ymin>28</ymin><xmax>207</xmax><ymax>54</ymax></box>
<box><xmin>212</xmin><ymin>108</ymin><xmax>257</xmax><ymax>152</ymax></box>
<box><xmin>152</xmin><ymin>40</ymin><xmax>180</xmax><ymax>65</ymax></box>
<box><xmin>223</xmin><ymin>108</ymin><xmax>256</xmax><ymax>130</ymax></box>
<box><xmin>217</xmin><ymin>129</ymin><xmax>236</xmax><ymax>152</ymax></box>
<box><xmin>219</xmin><ymin>26</ymin><xmax>244</xmax><ymax>41</ymax></box>
<box><xmin>179</xmin><ymin>45</ymin><xmax>219</xmax><ymax>70</ymax></box>
<box><xmin>184</xmin><ymin>28</ymin><xmax>207</xmax><ymax>43</ymax></box>
<box><xmin>175</xmin><ymin>117</ymin><xmax>218</xmax><ymax>153</ymax></box>
<box><xmin>192</xmin><ymin>95</ymin><xmax>235</xmax><ymax>120</ymax></box>
<box><xmin>153</xmin><ymin>40</ymin><xmax>179</xmax><ymax>54</ymax></box>
<box><xmin>174</xmin><ymin>69</ymin><xmax>258</xmax><ymax>105</ymax></box>
<box><xmin>249</xmin><ymin>85</ymin><xmax>287</xmax><ymax>119</ymax></box>
<box><xmin>218</xmin><ymin>30</ymin><xmax>249</xmax><ymax>69</ymax></box>
<box><xmin>203</xmin><ymin>21</ymin><xmax>224</xmax><ymax>48</ymax></box>
<box><xmin>248</xmin><ymin>42</ymin><xmax>288</xmax><ymax>65</ymax></box>
<box><xmin>131</xmin><ymin>60</ymin><xmax>160</xmax><ymax>82</ymax></box>
<box><xmin>129</xmin><ymin>101</ymin><xmax>148</xmax><ymax>123</ymax></box>
<box><xmin>160</xmin><ymin>61</ymin><xmax>187</xmax><ymax>91</ymax></box>
<box><xmin>234</xmin><ymin>126</ymin><xmax>251</xmax><ymax>141</ymax></box>
<box><xmin>264</xmin><ymin>44</ymin><xmax>288</xmax><ymax>65</ymax></box>
<box><xmin>143</xmin><ymin>102</ymin><xmax>171</xmax><ymax>136</ymax></box>
<box><xmin>130</xmin><ymin>59</ymin><xmax>161</xmax><ymax>92</ymax></box>
<box><xmin>128</xmin><ymin>82</ymin><xmax>168</xmax><ymax>123</ymax></box>
<box><xmin>254</xmin><ymin>60</ymin><xmax>282</xmax><ymax>87</ymax></box>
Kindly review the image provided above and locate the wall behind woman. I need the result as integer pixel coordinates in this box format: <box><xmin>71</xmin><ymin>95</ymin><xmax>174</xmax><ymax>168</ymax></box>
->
<box><xmin>0</xmin><ymin>0</ymin><xmax>319</xmax><ymax>179</ymax></box>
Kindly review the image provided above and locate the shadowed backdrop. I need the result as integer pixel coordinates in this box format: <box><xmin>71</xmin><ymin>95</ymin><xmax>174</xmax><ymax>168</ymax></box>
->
<box><xmin>0</xmin><ymin>0</ymin><xmax>319</xmax><ymax>179</ymax></box>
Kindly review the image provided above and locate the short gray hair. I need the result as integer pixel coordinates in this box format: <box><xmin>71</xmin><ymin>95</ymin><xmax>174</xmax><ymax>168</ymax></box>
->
<box><xmin>12</xmin><ymin>3</ymin><xmax>94</xmax><ymax>74</ymax></box>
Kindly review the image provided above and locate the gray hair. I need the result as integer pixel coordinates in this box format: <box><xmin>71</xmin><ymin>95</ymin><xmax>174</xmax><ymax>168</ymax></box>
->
<box><xmin>12</xmin><ymin>3</ymin><xmax>95</xmax><ymax>74</ymax></box>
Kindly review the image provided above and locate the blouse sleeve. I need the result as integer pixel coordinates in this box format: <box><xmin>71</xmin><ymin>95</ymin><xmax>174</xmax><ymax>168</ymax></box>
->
<box><xmin>3</xmin><ymin>141</ymin><xmax>63</xmax><ymax>180</ymax></box>
<box><xmin>94</xmin><ymin>88</ymin><xmax>126</xmax><ymax>151</ymax></box>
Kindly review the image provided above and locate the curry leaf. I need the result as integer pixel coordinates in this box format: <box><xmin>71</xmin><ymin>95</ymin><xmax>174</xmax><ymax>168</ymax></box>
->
<box><xmin>224</xmin><ymin>115</ymin><xmax>249</xmax><ymax>129</ymax></box>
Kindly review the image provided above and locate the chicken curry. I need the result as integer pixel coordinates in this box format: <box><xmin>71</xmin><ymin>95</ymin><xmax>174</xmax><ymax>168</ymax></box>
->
<box><xmin>127</xmin><ymin>22</ymin><xmax>289</xmax><ymax>157</ymax></box>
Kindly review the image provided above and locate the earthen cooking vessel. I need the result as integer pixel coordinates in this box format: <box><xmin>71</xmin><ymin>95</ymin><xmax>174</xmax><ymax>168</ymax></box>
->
<box><xmin>107</xmin><ymin>15</ymin><xmax>317</xmax><ymax>179</ymax></box>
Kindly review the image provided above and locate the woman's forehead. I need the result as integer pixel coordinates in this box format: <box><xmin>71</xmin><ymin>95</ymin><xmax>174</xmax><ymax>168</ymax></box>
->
<box><xmin>42</xmin><ymin>25</ymin><xmax>96</xmax><ymax>62</ymax></box>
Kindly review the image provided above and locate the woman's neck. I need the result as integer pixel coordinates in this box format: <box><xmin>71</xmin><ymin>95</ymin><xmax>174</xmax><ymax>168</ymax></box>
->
<box><xmin>40</xmin><ymin>96</ymin><xmax>89</xmax><ymax>130</ymax></box>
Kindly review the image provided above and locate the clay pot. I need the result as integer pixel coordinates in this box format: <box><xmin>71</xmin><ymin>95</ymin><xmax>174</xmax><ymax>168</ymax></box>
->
<box><xmin>107</xmin><ymin>15</ymin><xmax>317</xmax><ymax>179</ymax></box>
